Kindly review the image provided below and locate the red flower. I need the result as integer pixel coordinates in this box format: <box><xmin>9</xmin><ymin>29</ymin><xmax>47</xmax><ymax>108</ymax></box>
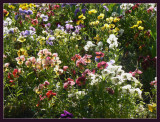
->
<box><xmin>13</xmin><ymin>69</ymin><xmax>19</xmax><ymax>78</ymax></box>
<box><xmin>97</xmin><ymin>61</ymin><xmax>108</xmax><ymax>69</ymax></box>
<box><xmin>76</xmin><ymin>76</ymin><xmax>86</xmax><ymax>86</ymax></box>
<box><xmin>39</xmin><ymin>95</ymin><xmax>46</xmax><ymax>101</ymax></box>
<box><xmin>54</xmin><ymin>5</ymin><xmax>60</xmax><ymax>10</ymax></box>
<box><xmin>71</xmin><ymin>69</ymin><xmax>76</xmax><ymax>76</ymax></box>
<box><xmin>8</xmin><ymin>73</ymin><xmax>13</xmax><ymax>79</ymax></box>
<box><xmin>71</xmin><ymin>54</ymin><xmax>82</xmax><ymax>62</ymax></box>
<box><xmin>46</xmin><ymin>90</ymin><xmax>56</xmax><ymax>100</ymax></box>
<box><xmin>3</xmin><ymin>9</ymin><xmax>8</xmax><ymax>16</ymax></box>
<box><xmin>95</xmin><ymin>52</ymin><xmax>104</xmax><ymax>58</ymax></box>
<box><xmin>106</xmin><ymin>88</ymin><xmax>114</xmax><ymax>95</ymax></box>
<box><xmin>31</xmin><ymin>19</ymin><xmax>38</xmax><ymax>26</ymax></box>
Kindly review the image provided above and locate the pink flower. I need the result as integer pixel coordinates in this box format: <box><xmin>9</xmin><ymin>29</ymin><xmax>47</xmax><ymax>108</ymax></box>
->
<box><xmin>82</xmin><ymin>69</ymin><xmax>92</xmax><ymax>77</ymax></box>
<box><xmin>134</xmin><ymin>69</ymin><xmax>143</xmax><ymax>74</ymax></box>
<box><xmin>39</xmin><ymin>95</ymin><xmax>46</xmax><ymax>101</ymax></box>
<box><xmin>76</xmin><ymin>58</ymin><xmax>86</xmax><ymax>69</ymax></box>
<box><xmin>76</xmin><ymin>76</ymin><xmax>86</xmax><ymax>86</ymax></box>
<box><xmin>44</xmin><ymin>81</ymin><xmax>50</xmax><ymax>86</ymax></box>
<box><xmin>63</xmin><ymin>66</ymin><xmax>68</xmax><ymax>71</ymax></box>
<box><xmin>129</xmin><ymin>69</ymin><xmax>143</xmax><ymax>77</ymax></box>
<box><xmin>83</xmin><ymin>54</ymin><xmax>92</xmax><ymax>63</ymax></box>
<box><xmin>63</xmin><ymin>78</ymin><xmax>75</xmax><ymax>89</ymax></box>
<box><xmin>4</xmin><ymin>63</ymin><xmax>10</xmax><ymax>67</ymax></box>
<box><xmin>150</xmin><ymin>80</ymin><xmax>157</xmax><ymax>86</ymax></box>
<box><xmin>97</xmin><ymin>61</ymin><xmax>108</xmax><ymax>69</ymax></box>
<box><xmin>147</xmin><ymin>7</ymin><xmax>154</xmax><ymax>13</ymax></box>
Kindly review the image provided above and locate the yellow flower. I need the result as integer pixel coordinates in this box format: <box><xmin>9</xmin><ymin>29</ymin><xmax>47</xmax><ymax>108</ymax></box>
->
<box><xmin>130</xmin><ymin>25</ymin><xmax>138</xmax><ymax>28</ymax></box>
<box><xmin>94</xmin><ymin>34</ymin><xmax>101</xmax><ymax>42</ymax></box>
<box><xmin>17</xmin><ymin>36</ymin><xmax>26</xmax><ymax>42</ymax></box>
<box><xmin>97</xmin><ymin>13</ymin><xmax>105</xmax><ymax>20</ymax></box>
<box><xmin>19</xmin><ymin>3</ymin><xmax>29</xmax><ymax>10</ymax></box>
<box><xmin>6</xmin><ymin>12</ymin><xmax>9</xmax><ymax>16</ymax></box>
<box><xmin>37</xmin><ymin>36</ymin><xmax>46</xmax><ymax>45</ymax></box>
<box><xmin>76</xmin><ymin>20</ymin><xmax>84</xmax><ymax>25</ymax></box>
<box><xmin>29</xmin><ymin>3</ymin><xmax>36</xmax><ymax>8</ymax></box>
<box><xmin>78</xmin><ymin>14</ymin><xmax>86</xmax><ymax>20</ymax></box>
<box><xmin>101</xmin><ymin>24</ymin><xmax>109</xmax><ymax>31</ymax></box>
<box><xmin>89</xmin><ymin>21</ymin><xmax>99</xmax><ymax>26</ymax></box>
<box><xmin>106</xmin><ymin>17</ymin><xmax>114</xmax><ymax>23</ymax></box>
<box><xmin>148</xmin><ymin>103</ymin><xmax>156</xmax><ymax>112</ymax></box>
<box><xmin>138</xmin><ymin>26</ymin><xmax>144</xmax><ymax>30</ymax></box>
<box><xmin>17</xmin><ymin>48</ymin><xmax>28</xmax><ymax>57</ymax></box>
<box><xmin>113</xmin><ymin>17</ymin><xmax>120</xmax><ymax>23</ymax></box>
<box><xmin>137</xmin><ymin>20</ymin><xmax>142</xmax><ymax>25</ymax></box>
<box><xmin>109</xmin><ymin>24</ymin><xmax>115</xmax><ymax>28</ymax></box>
<box><xmin>115</xmin><ymin>27</ymin><xmax>120</xmax><ymax>31</ymax></box>
<box><xmin>8</xmin><ymin>5</ymin><xmax>15</xmax><ymax>9</ymax></box>
<box><xmin>88</xmin><ymin>9</ymin><xmax>97</xmax><ymax>14</ymax></box>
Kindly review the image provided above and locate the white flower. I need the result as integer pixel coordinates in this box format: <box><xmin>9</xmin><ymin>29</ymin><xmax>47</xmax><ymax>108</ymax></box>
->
<box><xmin>134</xmin><ymin>88</ymin><xmax>142</xmax><ymax>98</ymax></box>
<box><xmin>97</xmin><ymin>41</ymin><xmax>103</xmax><ymax>47</ymax></box>
<box><xmin>121</xmin><ymin>73</ymin><xmax>133</xmax><ymax>81</ymax></box>
<box><xmin>5</xmin><ymin>17</ymin><xmax>12</xmax><ymax>26</ymax></box>
<box><xmin>87</xmin><ymin>41</ymin><xmax>96</xmax><ymax>47</ymax></box>
<box><xmin>84</xmin><ymin>41</ymin><xmax>96</xmax><ymax>51</ymax></box>
<box><xmin>121</xmin><ymin>85</ymin><xmax>132</xmax><ymax>93</ymax></box>
<box><xmin>111</xmin><ymin>12</ymin><xmax>119</xmax><ymax>17</ymax></box>
<box><xmin>111</xmin><ymin>76</ymin><xmax>123</xmax><ymax>85</ymax></box>
<box><xmin>90</xmin><ymin>73</ymin><xmax>102</xmax><ymax>85</ymax></box>
<box><xmin>120</xmin><ymin>3</ymin><xmax>134</xmax><ymax>10</ymax></box>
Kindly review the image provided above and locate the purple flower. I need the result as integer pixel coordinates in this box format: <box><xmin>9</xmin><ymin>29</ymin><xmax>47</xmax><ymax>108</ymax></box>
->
<box><xmin>25</xmin><ymin>10</ymin><xmax>33</xmax><ymax>15</ymax></box>
<box><xmin>82</xmin><ymin>8</ymin><xmax>87</xmax><ymax>14</ymax></box>
<box><xmin>61</xmin><ymin>3</ymin><xmax>66</xmax><ymax>8</ymax></box>
<box><xmin>24</xmin><ymin>30</ymin><xmax>30</xmax><ymax>36</ymax></box>
<box><xmin>22</xmin><ymin>14</ymin><xmax>25</xmax><ymax>20</ymax></box>
<box><xmin>30</xmin><ymin>27</ymin><xmax>36</xmax><ymax>31</ymax></box>
<box><xmin>65</xmin><ymin>24</ymin><xmax>74</xmax><ymax>32</ymax></box>
<box><xmin>57</xmin><ymin>24</ymin><xmax>64</xmax><ymax>30</ymax></box>
<box><xmin>20</xmin><ymin>31</ymin><xmax>25</xmax><ymax>36</ymax></box>
<box><xmin>103</xmin><ymin>6</ymin><xmax>109</xmax><ymax>11</ymax></box>
<box><xmin>45</xmin><ymin>23</ymin><xmax>51</xmax><ymax>28</ymax></box>
<box><xmin>60</xmin><ymin>110</ymin><xmax>73</xmax><ymax>118</ymax></box>
<box><xmin>8</xmin><ymin>29</ymin><xmax>14</xmax><ymax>34</ymax></box>
<box><xmin>15</xmin><ymin>15</ymin><xmax>19</xmax><ymax>20</ymax></box>
<box><xmin>46</xmin><ymin>40</ymin><xmax>53</xmax><ymax>46</ymax></box>
<box><xmin>74</xmin><ymin>8</ymin><xmax>80</xmax><ymax>16</ymax></box>
<box><xmin>19</xmin><ymin>8</ymin><xmax>25</xmax><ymax>13</ymax></box>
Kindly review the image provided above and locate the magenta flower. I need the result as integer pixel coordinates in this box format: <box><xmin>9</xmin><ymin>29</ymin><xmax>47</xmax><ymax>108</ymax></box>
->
<box><xmin>97</xmin><ymin>61</ymin><xmax>108</xmax><ymax>69</ymax></box>
<box><xmin>76</xmin><ymin>76</ymin><xmax>86</xmax><ymax>86</ymax></box>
